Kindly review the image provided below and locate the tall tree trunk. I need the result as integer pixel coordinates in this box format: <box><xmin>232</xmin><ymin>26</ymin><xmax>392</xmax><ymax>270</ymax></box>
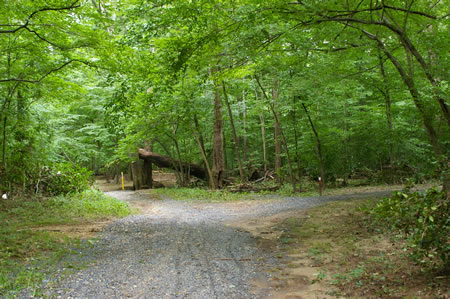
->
<box><xmin>165</xmin><ymin>132</ymin><xmax>189</xmax><ymax>186</ymax></box>
<box><xmin>380</xmin><ymin>17</ymin><xmax>449</xmax><ymax>126</ymax></box>
<box><xmin>256</xmin><ymin>89</ymin><xmax>267</xmax><ymax>173</ymax></box>
<box><xmin>212</xmin><ymin>87</ymin><xmax>225</xmax><ymax>188</ymax></box>
<box><xmin>362</xmin><ymin>30</ymin><xmax>442</xmax><ymax>158</ymax></box>
<box><xmin>193</xmin><ymin>113</ymin><xmax>207</xmax><ymax>169</ymax></box>
<box><xmin>343</xmin><ymin>101</ymin><xmax>350</xmax><ymax>186</ymax></box>
<box><xmin>291</xmin><ymin>96</ymin><xmax>302</xmax><ymax>191</ymax></box>
<box><xmin>378</xmin><ymin>49</ymin><xmax>394</xmax><ymax>166</ymax></box>
<box><xmin>302</xmin><ymin>103</ymin><xmax>325</xmax><ymax>190</ymax></box>
<box><xmin>242</xmin><ymin>89</ymin><xmax>247</xmax><ymax>164</ymax></box>
<box><xmin>256</xmin><ymin>76</ymin><xmax>297</xmax><ymax>192</ymax></box>
<box><xmin>2</xmin><ymin>115</ymin><xmax>7</xmax><ymax>169</ymax></box>
<box><xmin>260</xmin><ymin>113</ymin><xmax>267</xmax><ymax>174</ymax></box>
<box><xmin>222</xmin><ymin>81</ymin><xmax>245</xmax><ymax>182</ymax></box>
<box><xmin>190</xmin><ymin>126</ymin><xmax>216</xmax><ymax>188</ymax></box>
<box><xmin>272</xmin><ymin>79</ymin><xmax>283</xmax><ymax>185</ymax></box>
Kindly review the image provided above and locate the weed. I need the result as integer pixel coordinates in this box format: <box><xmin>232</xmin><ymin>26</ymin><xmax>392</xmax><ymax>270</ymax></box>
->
<box><xmin>0</xmin><ymin>189</ymin><xmax>132</xmax><ymax>296</ymax></box>
<box><xmin>350</xmin><ymin>264</ymin><xmax>365</xmax><ymax>279</ymax></box>
<box><xmin>273</xmin><ymin>196</ymin><xmax>448</xmax><ymax>298</ymax></box>
<box><xmin>312</xmin><ymin>270</ymin><xmax>327</xmax><ymax>284</ymax></box>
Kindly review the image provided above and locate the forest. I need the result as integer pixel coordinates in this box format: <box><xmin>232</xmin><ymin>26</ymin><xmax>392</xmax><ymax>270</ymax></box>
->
<box><xmin>0</xmin><ymin>0</ymin><xmax>448</xmax><ymax>297</ymax></box>
<box><xmin>1</xmin><ymin>0</ymin><xmax>448</xmax><ymax>193</ymax></box>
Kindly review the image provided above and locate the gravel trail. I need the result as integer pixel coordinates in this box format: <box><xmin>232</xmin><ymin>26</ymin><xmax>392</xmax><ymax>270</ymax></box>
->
<box><xmin>40</xmin><ymin>190</ymin><xmax>393</xmax><ymax>298</ymax></box>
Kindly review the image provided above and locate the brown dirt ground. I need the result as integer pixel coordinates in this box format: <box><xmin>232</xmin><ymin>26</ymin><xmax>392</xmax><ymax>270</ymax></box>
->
<box><xmin>32</xmin><ymin>178</ymin><xmax>446</xmax><ymax>298</ymax></box>
<box><xmin>229</xmin><ymin>211</ymin><xmax>338</xmax><ymax>299</ymax></box>
<box><xmin>32</xmin><ymin>219</ymin><xmax>115</xmax><ymax>239</ymax></box>
<box><xmin>232</xmin><ymin>198</ymin><xmax>449</xmax><ymax>299</ymax></box>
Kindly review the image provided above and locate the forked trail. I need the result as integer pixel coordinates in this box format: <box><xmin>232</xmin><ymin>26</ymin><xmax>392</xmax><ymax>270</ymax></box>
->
<box><xmin>41</xmin><ymin>190</ymin><xmax>393</xmax><ymax>298</ymax></box>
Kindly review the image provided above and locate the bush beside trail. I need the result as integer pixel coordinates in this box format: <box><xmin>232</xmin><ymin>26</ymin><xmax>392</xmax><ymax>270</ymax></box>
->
<box><xmin>368</xmin><ymin>184</ymin><xmax>449</xmax><ymax>269</ymax></box>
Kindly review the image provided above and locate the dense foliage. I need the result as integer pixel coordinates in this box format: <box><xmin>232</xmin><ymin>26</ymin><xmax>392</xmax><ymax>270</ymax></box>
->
<box><xmin>369</xmin><ymin>185</ymin><xmax>449</xmax><ymax>268</ymax></box>
<box><xmin>0</xmin><ymin>0</ymin><xmax>448</xmax><ymax>193</ymax></box>
<box><xmin>38</xmin><ymin>163</ymin><xmax>94</xmax><ymax>196</ymax></box>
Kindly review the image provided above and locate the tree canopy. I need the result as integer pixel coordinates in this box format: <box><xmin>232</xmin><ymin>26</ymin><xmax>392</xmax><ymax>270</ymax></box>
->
<box><xmin>0</xmin><ymin>0</ymin><xmax>448</xmax><ymax>194</ymax></box>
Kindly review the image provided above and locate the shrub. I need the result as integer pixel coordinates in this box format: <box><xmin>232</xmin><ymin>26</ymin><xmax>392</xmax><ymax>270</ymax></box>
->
<box><xmin>38</xmin><ymin>163</ymin><xmax>94</xmax><ymax>196</ymax></box>
<box><xmin>368</xmin><ymin>184</ymin><xmax>449</xmax><ymax>268</ymax></box>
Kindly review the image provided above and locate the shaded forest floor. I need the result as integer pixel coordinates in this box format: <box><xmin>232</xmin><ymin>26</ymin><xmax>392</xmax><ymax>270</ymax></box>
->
<box><xmin>3</xmin><ymin>178</ymin><xmax>446</xmax><ymax>298</ymax></box>
<box><xmin>94</xmin><ymin>178</ymin><xmax>446</xmax><ymax>298</ymax></box>
<box><xmin>236</xmin><ymin>199</ymin><xmax>449</xmax><ymax>298</ymax></box>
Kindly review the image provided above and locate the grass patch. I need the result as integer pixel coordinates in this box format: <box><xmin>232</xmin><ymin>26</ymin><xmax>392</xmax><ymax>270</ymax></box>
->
<box><xmin>148</xmin><ymin>187</ymin><xmax>265</xmax><ymax>202</ymax></box>
<box><xmin>275</xmin><ymin>198</ymin><xmax>449</xmax><ymax>298</ymax></box>
<box><xmin>146</xmin><ymin>183</ymin><xmax>319</xmax><ymax>202</ymax></box>
<box><xmin>0</xmin><ymin>189</ymin><xmax>132</xmax><ymax>296</ymax></box>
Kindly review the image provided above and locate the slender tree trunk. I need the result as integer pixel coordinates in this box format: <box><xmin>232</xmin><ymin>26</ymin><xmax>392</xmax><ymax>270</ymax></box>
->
<box><xmin>193</xmin><ymin>113</ymin><xmax>207</xmax><ymax>168</ymax></box>
<box><xmin>343</xmin><ymin>101</ymin><xmax>350</xmax><ymax>186</ymax></box>
<box><xmin>212</xmin><ymin>87</ymin><xmax>225</xmax><ymax>188</ymax></box>
<box><xmin>291</xmin><ymin>96</ymin><xmax>302</xmax><ymax>191</ymax></box>
<box><xmin>257</xmin><ymin>89</ymin><xmax>267</xmax><ymax>173</ymax></box>
<box><xmin>363</xmin><ymin>30</ymin><xmax>442</xmax><ymax>157</ymax></box>
<box><xmin>165</xmin><ymin>133</ymin><xmax>188</xmax><ymax>186</ymax></box>
<box><xmin>378</xmin><ymin>49</ymin><xmax>394</xmax><ymax>166</ymax></box>
<box><xmin>222</xmin><ymin>81</ymin><xmax>245</xmax><ymax>182</ymax></box>
<box><xmin>302</xmin><ymin>103</ymin><xmax>325</xmax><ymax>190</ymax></box>
<box><xmin>260</xmin><ymin>112</ymin><xmax>267</xmax><ymax>174</ymax></box>
<box><xmin>256</xmin><ymin>76</ymin><xmax>297</xmax><ymax>192</ymax></box>
<box><xmin>191</xmin><ymin>125</ymin><xmax>216</xmax><ymax>189</ymax></box>
<box><xmin>380</xmin><ymin>17</ymin><xmax>449</xmax><ymax>126</ymax></box>
<box><xmin>272</xmin><ymin>79</ymin><xmax>283</xmax><ymax>185</ymax></box>
<box><xmin>242</xmin><ymin>89</ymin><xmax>247</xmax><ymax>164</ymax></box>
<box><xmin>2</xmin><ymin>115</ymin><xmax>7</xmax><ymax>169</ymax></box>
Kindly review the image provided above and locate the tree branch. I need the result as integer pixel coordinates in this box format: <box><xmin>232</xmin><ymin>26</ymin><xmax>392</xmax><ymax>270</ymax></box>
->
<box><xmin>0</xmin><ymin>59</ymin><xmax>89</xmax><ymax>84</ymax></box>
<box><xmin>0</xmin><ymin>1</ymin><xmax>80</xmax><ymax>34</ymax></box>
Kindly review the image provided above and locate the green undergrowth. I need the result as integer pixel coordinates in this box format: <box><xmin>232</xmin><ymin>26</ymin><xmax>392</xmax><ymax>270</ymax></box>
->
<box><xmin>146</xmin><ymin>181</ymin><xmax>320</xmax><ymax>201</ymax></box>
<box><xmin>148</xmin><ymin>187</ymin><xmax>257</xmax><ymax>201</ymax></box>
<box><xmin>274</xmin><ymin>193</ymin><xmax>448</xmax><ymax>298</ymax></box>
<box><xmin>0</xmin><ymin>189</ymin><xmax>132</xmax><ymax>296</ymax></box>
<box><xmin>144</xmin><ymin>181</ymin><xmax>413</xmax><ymax>202</ymax></box>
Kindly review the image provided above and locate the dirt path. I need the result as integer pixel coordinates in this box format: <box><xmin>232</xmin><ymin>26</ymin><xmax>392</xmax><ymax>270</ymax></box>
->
<box><xmin>39</xmin><ymin>190</ymin><xmax>395</xmax><ymax>298</ymax></box>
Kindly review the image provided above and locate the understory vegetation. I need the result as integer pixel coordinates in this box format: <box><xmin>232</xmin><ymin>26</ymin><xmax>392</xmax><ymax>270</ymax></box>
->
<box><xmin>0</xmin><ymin>189</ymin><xmax>132</xmax><ymax>296</ymax></box>
<box><xmin>274</xmin><ymin>194</ymin><xmax>449</xmax><ymax>298</ymax></box>
<box><xmin>0</xmin><ymin>0</ymin><xmax>448</xmax><ymax>195</ymax></box>
<box><xmin>369</xmin><ymin>185</ymin><xmax>449</xmax><ymax>269</ymax></box>
<box><xmin>0</xmin><ymin>0</ymin><xmax>448</xmax><ymax>296</ymax></box>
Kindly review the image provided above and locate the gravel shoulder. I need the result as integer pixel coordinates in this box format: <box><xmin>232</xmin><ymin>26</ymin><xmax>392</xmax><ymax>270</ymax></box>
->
<box><xmin>37</xmin><ymin>190</ymin><xmax>395</xmax><ymax>298</ymax></box>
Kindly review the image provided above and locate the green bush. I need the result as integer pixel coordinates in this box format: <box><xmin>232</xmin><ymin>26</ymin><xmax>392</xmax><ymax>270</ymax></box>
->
<box><xmin>0</xmin><ymin>189</ymin><xmax>131</xmax><ymax>296</ymax></box>
<box><xmin>368</xmin><ymin>185</ymin><xmax>449</xmax><ymax>268</ymax></box>
<box><xmin>39</xmin><ymin>163</ymin><xmax>94</xmax><ymax>196</ymax></box>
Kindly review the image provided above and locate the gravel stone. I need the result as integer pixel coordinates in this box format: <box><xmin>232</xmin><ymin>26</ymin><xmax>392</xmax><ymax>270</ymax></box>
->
<box><xmin>30</xmin><ymin>190</ymin><xmax>392</xmax><ymax>298</ymax></box>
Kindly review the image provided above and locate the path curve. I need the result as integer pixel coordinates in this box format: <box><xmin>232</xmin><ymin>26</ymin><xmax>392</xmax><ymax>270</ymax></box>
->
<box><xmin>40</xmin><ymin>190</ymin><xmax>393</xmax><ymax>298</ymax></box>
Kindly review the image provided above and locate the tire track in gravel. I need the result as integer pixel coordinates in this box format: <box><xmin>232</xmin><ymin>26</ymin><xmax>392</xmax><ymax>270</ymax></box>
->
<box><xmin>34</xmin><ymin>190</ymin><xmax>395</xmax><ymax>299</ymax></box>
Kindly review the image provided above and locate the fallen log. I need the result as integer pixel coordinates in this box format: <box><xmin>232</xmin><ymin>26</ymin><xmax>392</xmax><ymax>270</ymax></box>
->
<box><xmin>138</xmin><ymin>148</ymin><xmax>207</xmax><ymax>180</ymax></box>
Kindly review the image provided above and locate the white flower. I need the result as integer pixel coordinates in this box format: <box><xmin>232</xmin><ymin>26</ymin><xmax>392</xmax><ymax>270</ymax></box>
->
<box><xmin>2</xmin><ymin>194</ymin><xmax>7</xmax><ymax>200</ymax></box>
<box><xmin>56</xmin><ymin>171</ymin><xmax>62</xmax><ymax>176</ymax></box>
